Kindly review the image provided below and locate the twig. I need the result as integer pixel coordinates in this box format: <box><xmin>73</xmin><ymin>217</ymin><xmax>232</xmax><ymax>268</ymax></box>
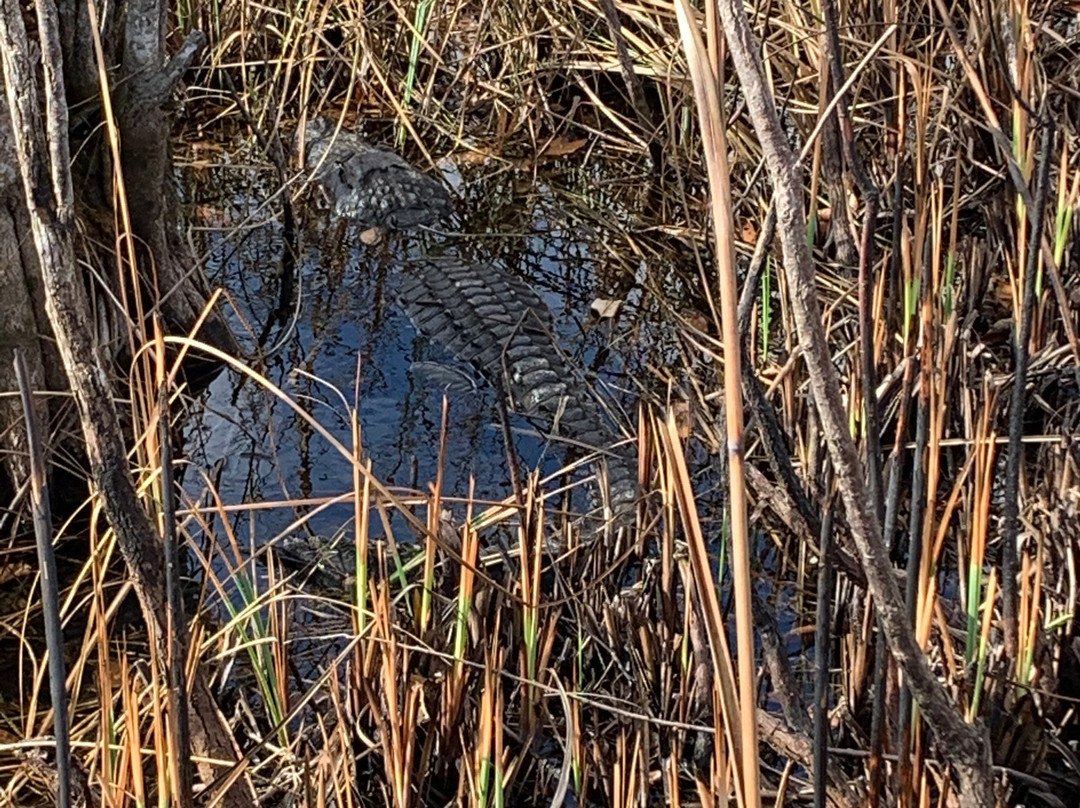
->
<box><xmin>14</xmin><ymin>350</ymin><xmax>71</xmax><ymax>808</ymax></box>
<box><xmin>813</xmin><ymin>501</ymin><xmax>835</xmax><ymax>808</ymax></box>
<box><xmin>220</xmin><ymin>72</ymin><xmax>299</xmax><ymax>341</ymax></box>
<box><xmin>737</xmin><ymin>203</ymin><xmax>777</xmax><ymax>337</ymax></box>
<box><xmin>597</xmin><ymin>0</ymin><xmax>662</xmax><ymax>170</ymax></box>
<box><xmin>820</xmin><ymin>0</ymin><xmax>884</xmax><ymax>514</ymax></box>
<box><xmin>159</xmin><ymin>384</ymin><xmax>194</xmax><ymax>808</ymax></box>
<box><xmin>1002</xmin><ymin>122</ymin><xmax>1056</xmax><ymax>661</ymax></box>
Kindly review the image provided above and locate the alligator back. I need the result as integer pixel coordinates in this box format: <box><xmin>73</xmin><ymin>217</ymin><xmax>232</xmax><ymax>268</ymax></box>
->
<box><xmin>398</xmin><ymin>257</ymin><xmax>637</xmax><ymax>515</ymax></box>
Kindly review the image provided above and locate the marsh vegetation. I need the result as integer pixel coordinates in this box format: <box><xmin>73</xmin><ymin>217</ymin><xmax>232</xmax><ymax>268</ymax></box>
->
<box><xmin>1</xmin><ymin>1</ymin><xmax>1079</xmax><ymax>807</ymax></box>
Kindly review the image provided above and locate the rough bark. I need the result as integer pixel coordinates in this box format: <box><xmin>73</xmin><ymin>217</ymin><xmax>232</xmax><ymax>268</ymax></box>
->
<box><xmin>56</xmin><ymin>0</ymin><xmax>101</xmax><ymax>108</ymax></box>
<box><xmin>116</xmin><ymin>0</ymin><xmax>235</xmax><ymax>353</ymax></box>
<box><xmin>0</xmin><ymin>109</ymin><xmax>66</xmax><ymax>494</ymax></box>
<box><xmin>758</xmin><ymin>711</ymin><xmax>863</xmax><ymax>808</ymax></box>
<box><xmin>0</xmin><ymin>0</ymin><xmax>236</xmax><ymax>494</ymax></box>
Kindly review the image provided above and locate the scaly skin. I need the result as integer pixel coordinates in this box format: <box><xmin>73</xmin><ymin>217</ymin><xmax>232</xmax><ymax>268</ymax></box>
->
<box><xmin>399</xmin><ymin>257</ymin><xmax>637</xmax><ymax>514</ymax></box>
<box><xmin>301</xmin><ymin>117</ymin><xmax>450</xmax><ymax>230</ymax></box>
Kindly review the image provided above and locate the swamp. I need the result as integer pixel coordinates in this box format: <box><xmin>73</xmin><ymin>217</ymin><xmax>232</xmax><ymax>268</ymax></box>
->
<box><xmin>1</xmin><ymin>0</ymin><xmax>1079</xmax><ymax>807</ymax></box>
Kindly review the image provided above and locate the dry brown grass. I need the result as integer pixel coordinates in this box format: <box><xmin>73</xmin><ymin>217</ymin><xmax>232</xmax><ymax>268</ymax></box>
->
<box><xmin>2</xmin><ymin>0</ymin><xmax>1079</xmax><ymax>807</ymax></box>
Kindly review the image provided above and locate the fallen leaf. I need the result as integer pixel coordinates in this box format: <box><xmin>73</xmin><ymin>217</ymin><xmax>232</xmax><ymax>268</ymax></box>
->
<box><xmin>540</xmin><ymin>135</ymin><xmax>587</xmax><ymax>158</ymax></box>
<box><xmin>454</xmin><ymin>148</ymin><xmax>500</xmax><ymax>166</ymax></box>
<box><xmin>740</xmin><ymin>219</ymin><xmax>758</xmax><ymax>246</ymax></box>
<box><xmin>590</xmin><ymin>297</ymin><xmax>622</xmax><ymax>319</ymax></box>
<box><xmin>671</xmin><ymin>399</ymin><xmax>692</xmax><ymax>440</ymax></box>
<box><xmin>683</xmin><ymin>311</ymin><xmax>711</xmax><ymax>333</ymax></box>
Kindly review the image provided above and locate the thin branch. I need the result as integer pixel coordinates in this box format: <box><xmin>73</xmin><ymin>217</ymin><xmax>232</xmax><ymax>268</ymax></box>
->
<box><xmin>15</xmin><ymin>350</ymin><xmax>71</xmax><ymax>808</ymax></box>
<box><xmin>1002</xmin><ymin>122</ymin><xmax>1055</xmax><ymax>661</ymax></box>
<box><xmin>708</xmin><ymin>0</ymin><xmax>995</xmax><ymax>804</ymax></box>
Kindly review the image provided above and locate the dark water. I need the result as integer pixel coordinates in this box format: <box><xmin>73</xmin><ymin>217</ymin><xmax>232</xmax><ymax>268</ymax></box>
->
<box><xmin>178</xmin><ymin>157</ymin><xmax>688</xmax><ymax>560</ymax></box>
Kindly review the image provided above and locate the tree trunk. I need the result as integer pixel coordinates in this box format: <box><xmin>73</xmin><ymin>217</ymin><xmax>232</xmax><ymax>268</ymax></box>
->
<box><xmin>114</xmin><ymin>0</ymin><xmax>237</xmax><ymax>354</ymax></box>
<box><xmin>0</xmin><ymin>0</ymin><xmax>253</xmax><ymax>804</ymax></box>
<box><xmin>0</xmin><ymin>0</ymin><xmax>236</xmax><ymax>497</ymax></box>
<box><xmin>0</xmin><ymin>110</ymin><xmax>66</xmax><ymax>493</ymax></box>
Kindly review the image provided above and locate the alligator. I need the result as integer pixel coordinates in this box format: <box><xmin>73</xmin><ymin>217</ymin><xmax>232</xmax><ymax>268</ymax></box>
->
<box><xmin>299</xmin><ymin>117</ymin><xmax>451</xmax><ymax>230</ymax></box>
<box><xmin>298</xmin><ymin>119</ymin><xmax>637</xmax><ymax>518</ymax></box>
